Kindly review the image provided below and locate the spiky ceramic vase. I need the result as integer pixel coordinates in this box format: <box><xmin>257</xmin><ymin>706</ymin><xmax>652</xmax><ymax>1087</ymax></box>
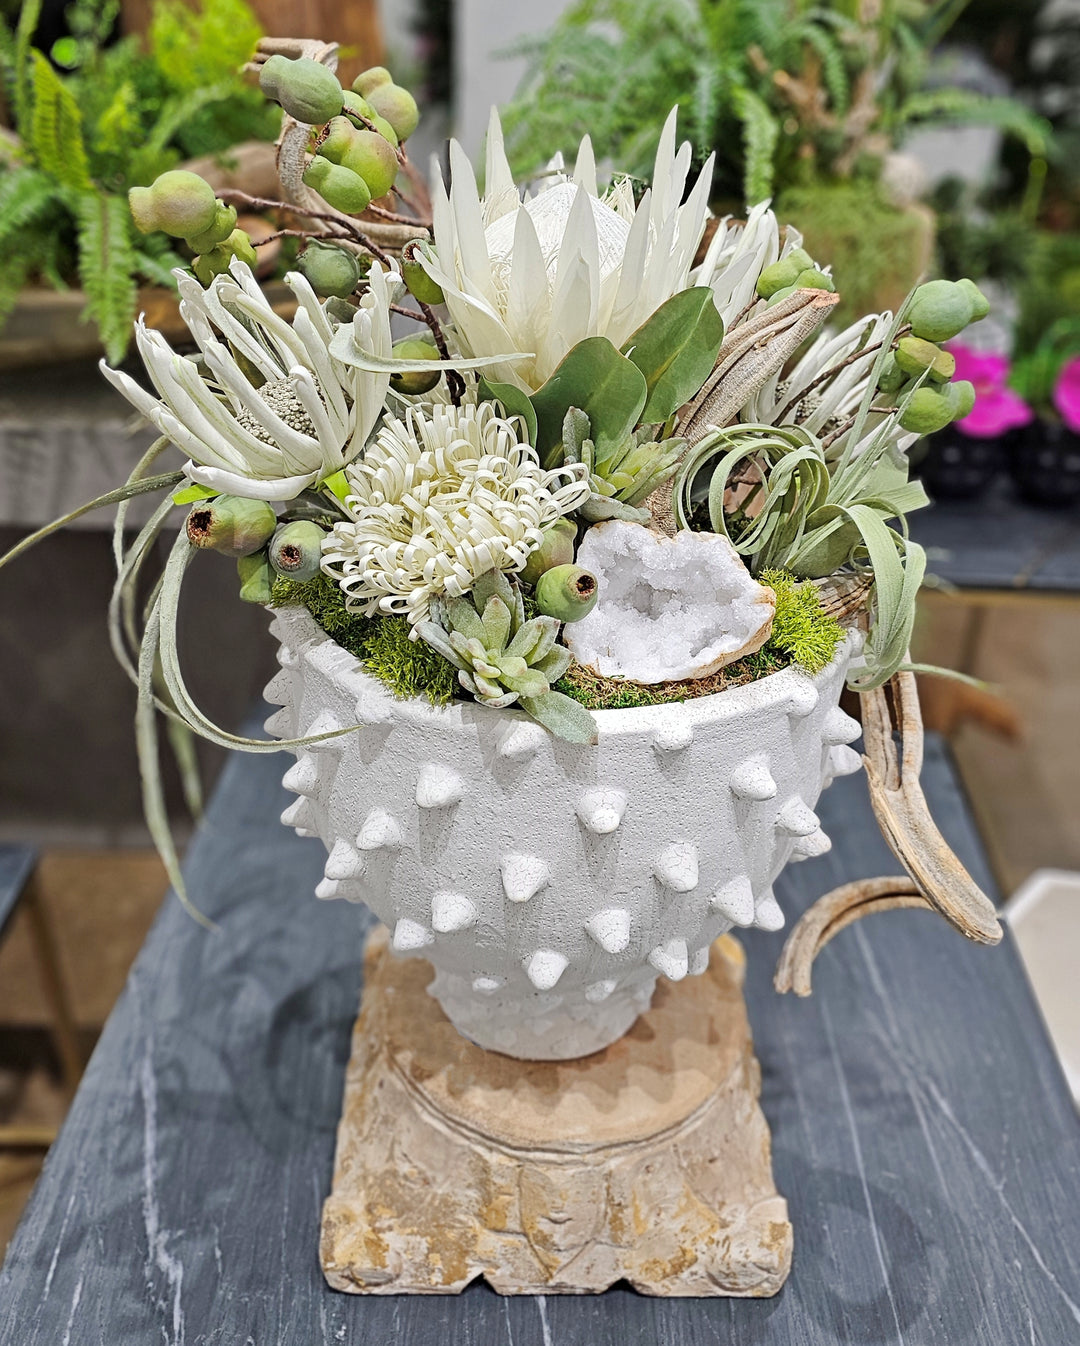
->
<box><xmin>265</xmin><ymin>606</ymin><xmax>865</xmax><ymax>1060</ymax></box>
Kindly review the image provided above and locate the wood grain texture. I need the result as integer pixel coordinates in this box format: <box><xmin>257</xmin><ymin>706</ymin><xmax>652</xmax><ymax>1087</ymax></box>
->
<box><xmin>1</xmin><ymin>729</ymin><xmax>1078</xmax><ymax>1344</ymax></box>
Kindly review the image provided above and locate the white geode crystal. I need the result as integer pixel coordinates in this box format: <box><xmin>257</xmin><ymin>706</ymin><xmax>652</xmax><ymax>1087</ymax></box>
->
<box><xmin>565</xmin><ymin>521</ymin><xmax>776</xmax><ymax>684</ymax></box>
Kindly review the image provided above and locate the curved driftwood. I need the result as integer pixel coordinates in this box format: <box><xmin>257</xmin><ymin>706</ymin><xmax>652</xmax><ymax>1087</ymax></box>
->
<box><xmin>774</xmin><ymin>876</ymin><xmax>933</xmax><ymax>995</ymax></box>
<box><xmin>775</xmin><ymin>668</ymin><xmax>1002</xmax><ymax>996</ymax></box>
<box><xmin>245</xmin><ymin>38</ymin><xmax>424</xmax><ymax>254</ymax></box>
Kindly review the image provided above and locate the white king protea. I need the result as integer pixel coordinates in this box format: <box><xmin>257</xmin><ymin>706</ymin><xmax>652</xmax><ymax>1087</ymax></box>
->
<box><xmin>322</xmin><ymin>401</ymin><xmax>590</xmax><ymax>625</ymax></box>
<box><xmin>420</xmin><ymin>110</ymin><xmax>715</xmax><ymax>391</ymax></box>
<box><xmin>102</xmin><ymin>260</ymin><xmax>396</xmax><ymax>501</ymax></box>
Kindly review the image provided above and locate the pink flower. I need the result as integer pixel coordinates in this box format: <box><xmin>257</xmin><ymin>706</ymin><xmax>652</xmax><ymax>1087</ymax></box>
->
<box><xmin>1053</xmin><ymin>357</ymin><xmax>1080</xmax><ymax>433</ymax></box>
<box><xmin>947</xmin><ymin>343</ymin><xmax>1034</xmax><ymax>439</ymax></box>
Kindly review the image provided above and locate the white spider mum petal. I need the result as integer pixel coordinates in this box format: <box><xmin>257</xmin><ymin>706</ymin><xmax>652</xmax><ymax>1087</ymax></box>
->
<box><xmin>321</xmin><ymin>402</ymin><xmax>590</xmax><ymax>625</ymax></box>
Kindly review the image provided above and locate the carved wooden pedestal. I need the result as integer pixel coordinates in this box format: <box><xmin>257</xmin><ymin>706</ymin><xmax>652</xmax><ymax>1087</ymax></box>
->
<box><xmin>320</xmin><ymin>927</ymin><xmax>792</xmax><ymax>1296</ymax></box>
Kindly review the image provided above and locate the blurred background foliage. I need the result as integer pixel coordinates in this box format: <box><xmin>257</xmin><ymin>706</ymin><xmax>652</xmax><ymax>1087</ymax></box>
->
<box><xmin>0</xmin><ymin>0</ymin><xmax>276</xmax><ymax>359</ymax></box>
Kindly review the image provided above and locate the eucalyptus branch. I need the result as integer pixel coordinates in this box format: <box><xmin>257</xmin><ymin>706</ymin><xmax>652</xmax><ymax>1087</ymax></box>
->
<box><xmin>388</xmin><ymin>301</ymin><xmax>464</xmax><ymax>405</ymax></box>
<box><xmin>367</xmin><ymin>203</ymin><xmax>432</xmax><ymax>228</ymax></box>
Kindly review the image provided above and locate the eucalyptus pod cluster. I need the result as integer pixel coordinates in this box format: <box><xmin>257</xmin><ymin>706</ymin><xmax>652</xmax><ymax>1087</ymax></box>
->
<box><xmin>875</xmin><ymin>279</ymin><xmax>989</xmax><ymax>435</ymax></box>
<box><xmin>128</xmin><ymin>171</ymin><xmax>256</xmax><ymax>285</ymax></box>
<box><xmin>756</xmin><ymin>248</ymin><xmax>836</xmax><ymax>306</ymax></box>
<box><xmin>256</xmin><ymin>56</ymin><xmax>418</xmax><ymax>214</ymax></box>
<box><xmin>415</xmin><ymin>570</ymin><xmax>598</xmax><ymax>743</ymax></box>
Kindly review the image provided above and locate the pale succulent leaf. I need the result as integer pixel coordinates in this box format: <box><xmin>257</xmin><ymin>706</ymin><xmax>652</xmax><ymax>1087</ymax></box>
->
<box><xmin>519</xmin><ymin>690</ymin><xmax>598</xmax><ymax>745</ymax></box>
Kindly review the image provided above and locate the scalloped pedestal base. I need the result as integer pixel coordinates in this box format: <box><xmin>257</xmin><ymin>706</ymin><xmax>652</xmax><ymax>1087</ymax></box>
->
<box><xmin>320</xmin><ymin>926</ymin><xmax>792</xmax><ymax>1297</ymax></box>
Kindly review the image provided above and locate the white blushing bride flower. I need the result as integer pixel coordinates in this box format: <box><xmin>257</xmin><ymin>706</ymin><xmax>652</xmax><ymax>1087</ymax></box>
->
<box><xmin>102</xmin><ymin>259</ymin><xmax>396</xmax><ymax>501</ymax></box>
<box><xmin>420</xmin><ymin>110</ymin><xmax>715</xmax><ymax>391</ymax></box>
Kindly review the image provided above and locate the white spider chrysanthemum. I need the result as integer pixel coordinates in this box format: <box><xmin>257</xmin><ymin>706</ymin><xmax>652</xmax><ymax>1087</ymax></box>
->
<box><xmin>419</xmin><ymin>109</ymin><xmax>715</xmax><ymax>391</ymax></box>
<box><xmin>101</xmin><ymin>260</ymin><xmax>397</xmax><ymax>501</ymax></box>
<box><xmin>742</xmin><ymin>312</ymin><xmax>918</xmax><ymax>461</ymax></box>
<box><xmin>322</xmin><ymin>401</ymin><xmax>591</xmax><ymax>625</ymax></box>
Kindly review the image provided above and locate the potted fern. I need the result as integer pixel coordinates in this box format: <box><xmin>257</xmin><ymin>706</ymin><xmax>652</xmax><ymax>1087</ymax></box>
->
<box><xmin>0</xmin><ymin>0</ymin><xmax>278</xmax><ymax>367</ymax></box>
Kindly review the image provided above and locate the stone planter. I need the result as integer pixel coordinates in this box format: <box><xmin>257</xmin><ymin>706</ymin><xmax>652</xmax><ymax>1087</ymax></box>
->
<box><xmin>266</xmin><ymin>605</ymin><xmax>866</xmax><ymax>1060</ymax></box>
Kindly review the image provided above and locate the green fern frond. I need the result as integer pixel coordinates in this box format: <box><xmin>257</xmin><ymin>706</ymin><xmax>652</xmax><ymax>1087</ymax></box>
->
<box><xmin>794</xmin><ymin>21</ymin><xmax>849</xmax><ymax>115</ymax></box>
<box><xmin>132</xmin><ymin>247</ymin><xmax>185</xmax><ymax>290</ymax></box>
<box><xmin>143</xmin><ymin>80</ymin><xmax>237</xmax><ymax>160</ymax></box>
<box><xmin>11</xmin><ymin>0</ymin><xmax>43</xmax><ymax>134</ymax></box>
<box><xmin>0</xmin><ymin>254</ymin><xmax>30</xmax><ymax>327</ymax></box>
<box><xmin>732</xmin><ymin>86</ymin><xmax>778</xmax><ymax>206</ymax></box>
<box><xmin>75</xmin><ymin>191</ymin><xmax>138</xmax><ymax>364</ymax></box>
<box><xmin>0</xmin><ymin>167</ymin><xmax>64</xmax><ymax>245</ymax></box>
<box><xmin>29</xmin><ymin>51</ymin><xmax>92</xmax><ymax>190</ymax></box>
<box><xmin>898</xmin><ymin>90</ymin><xmax>1052</xmax><ymax>159</ymax></box>
<box><xmin>93</xmin><ymin>81</ymin><xmax>139</xmax><ymax>158</ymax></box>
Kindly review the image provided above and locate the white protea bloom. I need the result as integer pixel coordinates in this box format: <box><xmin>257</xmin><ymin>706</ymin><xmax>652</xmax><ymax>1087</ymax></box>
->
<box><xmin>420</xmin><ymin>109</ymin><xmax>715</xmax><ymax>391</ymax></box>
<box><xmin>693</xmin><ymin>202</ymin><xmax>816</xmax><ymax>329</ymax></box>
<box><xmin>322</xmin><ymin>401</ymin><xmax>590</xmax><ymax>625</ymax></box>
<box><xmin>741</xmin><ymin>311</ymin><xmax>918</xmax><ymax>461</ymax></box>
<box><xmin>101</xmin><ymin>259</ymin><xmax>397</xmax><ymax>501</ymax></box>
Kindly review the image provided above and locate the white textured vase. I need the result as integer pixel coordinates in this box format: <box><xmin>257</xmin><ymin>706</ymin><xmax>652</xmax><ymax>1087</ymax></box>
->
<box><xmin>265</xmin><ymin>607</ymin><xmax>865</xmax><ymax>1060</ymax></box>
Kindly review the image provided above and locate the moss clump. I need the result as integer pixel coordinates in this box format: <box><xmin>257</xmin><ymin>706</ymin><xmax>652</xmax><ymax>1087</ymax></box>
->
<box><xmin>759</xmin><ymin>568</ymin><xmax>845</xmax><ymax>674</ymax></box>
<box><xmin>554</xmin><ymin>568</ymin><xmax>845</xmax><ymax>710</ymax></box>
<box><xmin>270</xmin><ymin>572</ymin><xmax>456</xmax><ymax>705</ymax></box>
<box><xmin>362</xmin><ymin>613</ymin><xmax>457</xmax><ymax>705</ymax></box>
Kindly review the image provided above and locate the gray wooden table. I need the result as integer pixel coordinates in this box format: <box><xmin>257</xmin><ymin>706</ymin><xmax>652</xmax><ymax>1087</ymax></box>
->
<box><xmin>909</xmin><ymin>484</ymin><xmax>1080</xmax><ymax>593</ymax></box>
<box><xmin>2</xmin><ymin>728</ymin><xmax>1079</xmax><ymax>1345</ymax></box>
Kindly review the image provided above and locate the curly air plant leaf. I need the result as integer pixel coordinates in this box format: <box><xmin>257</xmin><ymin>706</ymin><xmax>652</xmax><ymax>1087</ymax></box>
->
<box><xmin>671</xmin><ymin>417</ymin><xmax>929</xmax><ymax>691</ymax></box>
<box><xmin>561</xmin><ymin>407</ymin><xmax>685</xmax><ymax>523</ymax></box>
<box><xmin>415</xmin><ymin>570</ymin><xmax>598</xmax><ymax>745</ymax></box>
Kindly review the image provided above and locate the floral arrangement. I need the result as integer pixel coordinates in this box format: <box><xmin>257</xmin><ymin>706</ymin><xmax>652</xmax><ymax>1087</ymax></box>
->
<box><xmin>1</xmin><ymin>41</ymin><xmax>992</xmax><ymax>905</ymax></box>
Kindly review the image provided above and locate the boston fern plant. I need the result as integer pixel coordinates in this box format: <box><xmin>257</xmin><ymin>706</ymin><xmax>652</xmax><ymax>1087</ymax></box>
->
<box><xmin>0</xmin><ymin>0</ymin><xmax>277</xmax><ymax>361</ymax></box>
<box><xmin>500</xmin><ymin>0</ymin><xmax>1051</xmax><ymax>209</ymax></box>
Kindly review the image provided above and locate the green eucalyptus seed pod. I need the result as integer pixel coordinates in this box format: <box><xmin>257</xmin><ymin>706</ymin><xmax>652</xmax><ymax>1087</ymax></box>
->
<box><xmin>353</xmin><ymin>66</ymin><xmax>392</xmax><ymax>97</ymax></box>
<box><xmin>259</xmin><ymin>54</ymin><xmax>343</xmax><ymax>125</ymax></box>
<box><xmin>268</xmin><ymin>521</ymin><xmax>328</xmax><ymax>581</ymax></box>
<box><xmin>755</xmin><ymin>247</ymin><xmax>814</xmax><ymax>299</ymax></box>
<box><xmin>129</xmin><ymin>170</ymin><xmax>218</xmax><ymax>238</ymax></box>
<box><xmin>298</xmin><ymin>240</ymin><xmax>363</xmax><ymax>298</ymax></box>
<box><xmin>765</xmin><ymin>283</ymin><xmax>798</xmax><ymax>307</ymax></box>
<box><xmin>302</xmin><ymin>157</ymin><xmax>372</xmax><ymax>214</ymax></box>
<box><xmin>368</xmin><ymin>113</ymin><xmax>399</xmax><ymax>147</ymax></box>
<box><xmin>191</xmin><ymin>229</ymin><xmax>257</xmax><ymax>285</ymax></box>
<box><xmin>876</xmin><ymin>352</ymin><xmax>905</xmax><ymax>395</ymax></box>
<box><xmin>895</xmin><ymin>336</ymin><xmax>955</xmax><ymax>382</ymax></box>
<box><xmin>186</xmin><ymin>495</ymin><xmax>277</xmax><ymax>556</ymax></box>
<box><xmin>237</xmin><ymin>551</ymin><xmax>275</xmax><ymax>604</ymax></box>
<box><xmin>535</xmin><ymin>564</ymin><xmax>599</xmax><ymax>623</ymax></box>
<box><xmin>366</xmin><ymin>83</ymin><xmax>419</xmax><ymax>141</ymax></box>
<box><xmin>340</xmin><ymin>90</ymin><xmax>373</xmax><ymax>120</ymax></box>
<box><xmin>906</xmin><ymin>280</ymin><xmax>976</xmax><ymax>344</ymax></box>
<box><xmin>339</xmin><ymin>129</ymin><xmax>398</xmax><ymax>199</ymax></box>
<box><xmin>793</xmin><ymin>268</ymin><xmax>835</xmax><ymax>292</ymax></box>
<box><xmin>898</xmin><ymin>385</ymin><xmax>956</xmax><ymax>435</ymax></box>
<box><xmin>389</xmin><ymin>336</ymin><xmax>441</xmax><ymax>394</ymax></box>
<box><xmin>947</xmin><ymin>379</ymin><xmax>976</xmax><ymax>420</ymax></box>
<box><xmin>185</xmin><ymin>202</ymin><xmax>238</xmax><ymax>254</ymax></box>
<box><xmin>521</xmin><ymin>518</ymin><xmax>577</xmax><ymax>585</ymax></box>
<box><xmin>401</xmin><ymin>240</ymin><xmax>444</xmax><ymax>305</ymax></box>
<box><xmin>318</xmin><ymin>115</ymin><xmax>358</xmax><ymax>164</ymax></box>
<box><xmin>957</xmin><ymin>278</ymin><xmax>990</xmax><ymax>322</ymax></box>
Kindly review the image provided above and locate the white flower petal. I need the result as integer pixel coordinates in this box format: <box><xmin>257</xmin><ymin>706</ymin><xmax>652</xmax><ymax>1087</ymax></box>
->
<box><xmin>185</xmin><ymin>462</ymin><xmax>319</xmax><ymax>500</ymax></box>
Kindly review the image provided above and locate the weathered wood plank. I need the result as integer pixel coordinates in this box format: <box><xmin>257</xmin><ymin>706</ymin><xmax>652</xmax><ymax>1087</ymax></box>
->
<box><xmin>1</xmin><ymin>731</ymin><xmax>1077</xmax><ymax>1345</ymax></box>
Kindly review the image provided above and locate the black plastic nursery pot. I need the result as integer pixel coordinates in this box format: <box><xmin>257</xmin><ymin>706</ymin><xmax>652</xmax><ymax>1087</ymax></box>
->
<box><xmin>917</xmin><ymin>427</ymin><xmax>1006</xmax><ymax>500</ymax></box>
<box><xmin>1007</xmin><ymin>419</ymin><xmax>1080</xmax><ymax>508</ymax></box>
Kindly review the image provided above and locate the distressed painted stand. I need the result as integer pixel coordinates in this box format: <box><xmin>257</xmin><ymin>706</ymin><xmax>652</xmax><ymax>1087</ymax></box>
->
<box><xmin>322</xmin><ymin>928</ymin><xmax>790</xmax><ymax>1296</ymax></box>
